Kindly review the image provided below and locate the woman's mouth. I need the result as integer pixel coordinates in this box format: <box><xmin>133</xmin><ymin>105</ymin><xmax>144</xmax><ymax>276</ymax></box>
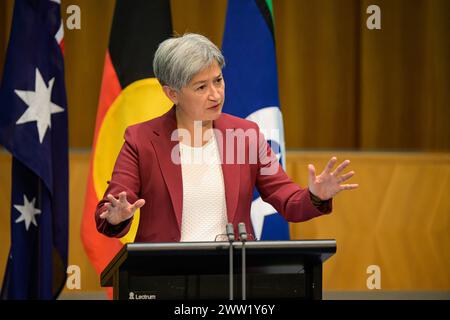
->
<box><xmin>208</xmin><ymin>104</ymin><xmax>221</xmax><ymax>110</ymax></box>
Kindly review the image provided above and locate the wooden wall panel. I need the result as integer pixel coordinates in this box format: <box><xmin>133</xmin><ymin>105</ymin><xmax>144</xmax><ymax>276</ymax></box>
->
<box><xmin>359</xmin><ymin>0</ymin><xmax>450</xmax><ymax>151</ymax></box>
<box><xmin>274</xmin><ymin>0</ymin><xmax>359</xmax><ymax>149</ymax></box>
<box><xmin>0</xmin><ymin>153</ymin><xmax>12</xmax><ymax>286</ymax></box>
<box><xmin>288</xmin><ymin>151</ymin><xmax>450</xmax><ymax>290</ymax></box>
<box><xmin>0</xmin><ymin>0</ymin><xmax>14</xmax><ymax>81</ymax></box>
<box><xmin>61</xmin><ymin>0</ymin><xmax>116</xmax><ymax>149</ymax></box>
<box><xmin>170</xmin><ymin>0</ymin><xmax>227</xmax><ymax>48</ymax></box>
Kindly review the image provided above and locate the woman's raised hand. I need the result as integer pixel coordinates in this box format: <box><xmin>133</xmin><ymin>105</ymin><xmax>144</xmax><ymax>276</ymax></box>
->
<box><xmin>99</xmin><ymin>191</ymin><xmax>145</xmax><ymax>225</ymax></box>
<box><xmin>308</xmin><ymin>157</ymin><xmax>359</xmax><ymax>200</ymax></box>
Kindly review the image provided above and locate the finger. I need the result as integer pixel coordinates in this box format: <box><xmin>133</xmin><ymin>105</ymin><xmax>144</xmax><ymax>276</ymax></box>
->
<box><xmin>99</xmin><ymin>208</ymin><xmax>111</xmax><ymax>219</ymax></box>
<box><xmin>338</xmin><ymin>171</ymin><xmax>355</xmax><ymax>183</ymax></box>
<box><xmin>131</xmin><ymin>199</ymin><xmax>146</xmax><ymax>211</ymax></box>
<box><xmin>106</xmin><ymin>194</ymin><xmax>119</xmax><ymax>207</ymax></box>
<box><xmin>340</xmin><ymin>183</ymin><xmax>359</xmax><ymax>190</ymax></box>
<box><xmin>118</xmin><ymin>191</ymin><xmax>127</xmax><ymax>203</ymax></box>
<box><xmin>323</xmin><ymin>157</ymin><xmax>337</xmax><ymax>174</ymax></box>
<box><xmin>308</xmin><ymin>164</ymin><xmax>316</xmax><ymax>185</ymax></box>
<box><xmin>332</xmin><ymin>160</ymin><xmax>350</xmax><ymax>176</ymax></box>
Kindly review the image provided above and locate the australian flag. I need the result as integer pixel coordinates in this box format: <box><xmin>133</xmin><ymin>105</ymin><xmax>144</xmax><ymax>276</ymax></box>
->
<box><xmin>222</xmin><ymin>0</ymin><xmax>290</xmax><ymax>240</ymax></box>
<box><xmin>0</xmin><ymin>0</ymin><xmax>68</xmax><ymax>299</ymax></box>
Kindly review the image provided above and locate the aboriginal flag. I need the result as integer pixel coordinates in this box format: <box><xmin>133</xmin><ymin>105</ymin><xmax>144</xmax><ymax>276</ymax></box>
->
<box><xmin>80</xmin><ymin>0</ymin><xmax>173</xmax><ymax>288</ymax></box>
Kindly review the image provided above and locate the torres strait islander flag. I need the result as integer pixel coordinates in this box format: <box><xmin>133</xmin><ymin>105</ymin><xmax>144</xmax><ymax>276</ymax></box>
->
<box><xmin>222</xmin><ymin>0</ymin><xmax>290</xmax><ymax>240</ymax></box>
<box><xmin>80</xmin><ymin>0</ymin><xmax>173</xmax><ymax>283</ymax></box>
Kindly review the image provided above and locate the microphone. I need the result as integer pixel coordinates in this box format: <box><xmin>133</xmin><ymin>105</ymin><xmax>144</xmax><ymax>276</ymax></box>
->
<box><xmin>238</xmin><ymin>222</ymin><xmax>247</xmax><ymax>300</ymax></box>
<box><xmin>226</xmin><ymin>223</ymin><xmax>235</xmax><ymax>242</ymax></box>
<box><xmin>226</xmin><ymin>223</ymin><xmax>235</xmax><ymax>300</ymax></box>
<box><xmin>238</xmin><ymin>222</ymin><xmax>247</xmax><ymax>241</ymax></box>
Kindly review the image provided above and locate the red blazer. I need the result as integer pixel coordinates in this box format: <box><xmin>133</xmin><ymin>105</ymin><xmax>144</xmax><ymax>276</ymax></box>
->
<box><xmin>95</xmin><ymin>106</ymin><xmax>331</xmax><ymax>241</ymax></box>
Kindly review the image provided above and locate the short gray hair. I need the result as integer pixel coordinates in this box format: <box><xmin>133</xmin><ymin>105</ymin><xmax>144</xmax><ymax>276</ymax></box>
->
<box><xmin>153</xmin><ymin>33</ymin><xmax>225</xmax><ymax>91</ymax></box>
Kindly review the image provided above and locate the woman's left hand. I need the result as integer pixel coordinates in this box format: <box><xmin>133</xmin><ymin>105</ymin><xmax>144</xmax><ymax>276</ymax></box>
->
<box><xmin>308</xmin><ymin>157</ymin><xmax>359</xmax><ymax>200</ymax></box>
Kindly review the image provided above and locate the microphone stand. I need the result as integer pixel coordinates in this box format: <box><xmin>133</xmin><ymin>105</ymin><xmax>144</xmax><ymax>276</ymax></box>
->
<box><xmin>238</xmin><ymin>222</ymin><xmax>248</xmax><ymax>300</ymax></box>
<box><xmin>226</xmin><ymin>223</ymin><xmax>235</xmax><ymax>300</ymax></box>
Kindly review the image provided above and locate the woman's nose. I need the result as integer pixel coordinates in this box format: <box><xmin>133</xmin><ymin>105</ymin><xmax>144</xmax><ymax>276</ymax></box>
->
<box><xmin>208</xmin><ymin>85</ymin><xmax>221</xmax><ymax>100</ymax></box>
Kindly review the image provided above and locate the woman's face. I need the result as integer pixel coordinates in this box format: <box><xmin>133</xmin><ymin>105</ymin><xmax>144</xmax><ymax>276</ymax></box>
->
<box><xmin>166</xmin><ymin>60</ymin><xmax>225</xmax><ymax>123</ymax></box>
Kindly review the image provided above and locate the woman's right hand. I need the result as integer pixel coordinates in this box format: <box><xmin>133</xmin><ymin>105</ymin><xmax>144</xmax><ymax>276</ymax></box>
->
<box><xmin>99</xmin><ymin>191</ymin><xmax>145</xmax><ymax>225</ymax></box>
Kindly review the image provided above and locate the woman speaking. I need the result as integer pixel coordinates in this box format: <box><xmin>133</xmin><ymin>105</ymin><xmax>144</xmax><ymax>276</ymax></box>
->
<box><xmin>95</xmin><ymin>33</ymin><xmax>358</xmax><ymax>242</ymax></box>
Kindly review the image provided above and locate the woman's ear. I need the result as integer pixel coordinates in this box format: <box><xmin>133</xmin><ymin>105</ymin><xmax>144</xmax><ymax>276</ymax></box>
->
<box><xmin>162</xmin><ymin>85</ymin><xmax>179</xmax><ymax>105</ymax></box>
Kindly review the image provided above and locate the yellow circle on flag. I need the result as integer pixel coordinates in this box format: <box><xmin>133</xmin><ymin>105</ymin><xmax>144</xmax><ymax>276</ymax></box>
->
<box><xmin>93</xmin><ymin>78</ymin><xmax>172</xmax><ymax>244</ymax></box>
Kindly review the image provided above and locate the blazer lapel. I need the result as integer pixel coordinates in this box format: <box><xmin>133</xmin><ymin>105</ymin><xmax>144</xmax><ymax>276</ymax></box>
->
<box><xmin>151</xmin><ymin>107</ymin><xmax>183</xmax><ymax>231</ymax></box>
<box><xmin>214</xmin><ymin>115</ymin><xmax>240</xmax><ymax>224</ymax></box>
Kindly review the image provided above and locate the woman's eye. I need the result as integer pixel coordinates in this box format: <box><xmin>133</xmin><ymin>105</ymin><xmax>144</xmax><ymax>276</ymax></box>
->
<box><xmin>197</xmin><ymin>85</ymin><xmax>206</xmax><ymax>91</ymax></box>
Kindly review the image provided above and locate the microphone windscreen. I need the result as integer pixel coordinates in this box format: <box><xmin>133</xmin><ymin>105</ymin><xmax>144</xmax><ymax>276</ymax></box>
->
<box><xmin>238</xmin><ymin>222</ymin><xmax>248</xmax><ymax>241</ymax></box>
<box><xmin>226</xmin><ymin>223</ymin><xmax>235</xmax><ymax>241</ymax></box>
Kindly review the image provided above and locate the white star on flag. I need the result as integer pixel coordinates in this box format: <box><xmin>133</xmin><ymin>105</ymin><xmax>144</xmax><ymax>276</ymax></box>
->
<box><xmin>14</xmin><ymin>195</ymin><xmax>41</xmax><ymax>231</ymax></box>
<box><xmin>15</xmin><ymin>68</ymin><xmax>64</xmax><ymax>143</ymax></box>
<box><xmin>250</xmin><ymin>196</ymin><xmax>278</xmax><ymax>240</ymax></box>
